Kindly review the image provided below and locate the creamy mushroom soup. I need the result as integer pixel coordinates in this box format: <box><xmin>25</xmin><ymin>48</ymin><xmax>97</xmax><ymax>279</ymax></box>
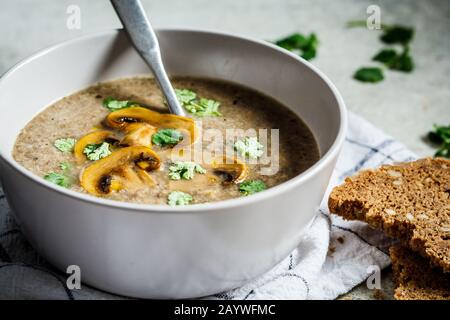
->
<box><xmin>13</xmin><ymin>77</ymin><xmax>319</xmax><ymax>205</ymax></box>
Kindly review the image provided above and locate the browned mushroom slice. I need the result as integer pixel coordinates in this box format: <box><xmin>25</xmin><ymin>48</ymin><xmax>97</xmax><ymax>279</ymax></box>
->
<box><xmin>74</xmin><ymin>130</ymin><xmax>119</xmax><ymax>163</ymax></box>
<box><xmin>120</xmin><ymin>123</ymin><xmax>157</xmax><ymax>147</ymax></box>
<box><xmin>212</xmin><ymin>157</ymin><xmax>248</xmax><ymax>184</ymax></box>
<box><xmin>106</xmin><ymin>106</ymin><xmax>198</xmax><ymax>144</ymax></box>
<box><xmin>80</xmin><ymin>146</ymin><xmax>160</xmax><ymax>196</ymax></box>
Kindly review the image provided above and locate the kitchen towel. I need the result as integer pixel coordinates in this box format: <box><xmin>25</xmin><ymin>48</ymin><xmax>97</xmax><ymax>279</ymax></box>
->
<box><xmin>0</xmin><ymin>111</ymin><xmax>416</xmax><ymax>300</ymax></box>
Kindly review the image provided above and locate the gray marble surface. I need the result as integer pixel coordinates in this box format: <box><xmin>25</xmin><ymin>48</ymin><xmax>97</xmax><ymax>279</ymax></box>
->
<box><xmin>1</xmin><ymin>0</ymin><xmax>450</xmax><ymax>300</ymax></box>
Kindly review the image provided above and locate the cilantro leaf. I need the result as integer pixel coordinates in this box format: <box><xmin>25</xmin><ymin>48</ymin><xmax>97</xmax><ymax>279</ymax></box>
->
<box><xmin>59</xmin><ymin>162</ymin><xmax>72</xmax><ymax>172</ymax></box>
<box><xmin>83</xmin><ymin>142</ymin><xmax>111</xmax><ymax>161</ymax></box>
<box><xmin>380</xmin><ymin>26</ymin><xmax>414</xmax><ymax>45</ymax></box>
<box><xmin>239</xmin><ymin>180</ymin><xmax>267</xmax><ymax>196</ymax></box>
<box><xmin>44</xmin><ymin>172</ymin><xmax>72</xmax><ymax>188</ymax></box>
<box><xmin>373</xmin><ymin>49</ymin><xmax>398</xmax><ymax>64</ymax></box>
<box><xmin>234</xmin><ymin>137</ymin><xmax>264</xmax><ymax>159</ymax></box>
<box><xmin>175</xmin><ymin>89</ymin><xmax>197</xmax><ymax>105</ymax></box>
<box><xmin>152</xmin><ymin>129</ymin><xmax>183</xmax><ymax>147</ymax></box>
<box><xmin>103</xmin><ymin>97</ymin><xmax>137</xmax><ymax>111</ymax></box>
<box><xmin>388</xmin><ymin>48</ymin><xmax>414</xmax><ymax>72</ymax></box>
<box><xmin>275</xmin><ymin>33</ymin><xmax>318</xmax><ymax>61</ymax></box>
<box><xmin>428</xmin><ymin>124</ymin><xmax>450</xmax><ymax>159</ymax></box>
<box><xmin>435</xmin><ymin>145</ymin><xmax>450</xmax><ymax>158</ymax></box>
<box><xmin>54</xmin><ymin>138</ymin><xmax>76</xmax><ymax>153</ymax></box>
<box><xmin>168</xmin><ymin>162</ymin><xmax>206</xmax><ymax>180</ymax></box>
<box><xmin>373</xmin><ymin>48</ymin><xmax>414</xmax><ymax>72</ymax></box>
<box><xmin>353</xmin><ymin>67</ymin><xmax>384</xmax><ymax>83</ymax></box>
<box><xmin>175</xmin><ymin>88</ymin><xmax>222</xmax><ymax>117</ymax></box>
<box><xmin>167</xmin><ymin>191</ymin><xmax>193</xmax><ymax>206</ymax></box>
<box><xmin>184</xmin><ymin>98</ymin><xmax>222</xmax><ymax>117</ymax></box>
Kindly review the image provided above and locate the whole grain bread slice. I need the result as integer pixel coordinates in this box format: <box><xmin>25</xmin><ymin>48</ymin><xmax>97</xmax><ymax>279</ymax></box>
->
<box><xmin>328</xmin><ymin>158</ymin><xmax>450</xmax><ymax>272</ymax></box>
<box><xmin>390</xmin><ymin>245</ymin><xmax>450</xmax><ymax>300</ymax></box>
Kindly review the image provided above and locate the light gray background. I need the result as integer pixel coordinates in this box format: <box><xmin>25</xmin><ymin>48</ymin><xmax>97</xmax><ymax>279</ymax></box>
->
<box><xmin>1</xmin><ymin>0</ymin><xmax>449</xmax><ymax>299</ymax></box>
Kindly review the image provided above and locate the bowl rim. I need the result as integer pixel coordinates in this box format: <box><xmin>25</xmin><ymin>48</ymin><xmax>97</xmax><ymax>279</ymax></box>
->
<box><xmin>0</xmin><ymin>28</ymin><xmax>347</xmax><ymax>213</ymax></box>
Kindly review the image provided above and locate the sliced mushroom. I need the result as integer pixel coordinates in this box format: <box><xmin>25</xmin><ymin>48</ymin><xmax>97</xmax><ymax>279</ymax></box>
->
<box><xmin>106</xmin><ymin>106</ymin><xmax>198</xmax><ymax>144</ymax></box>
<box><xmin>74</xmin><ymin>130</ymin><xmax>119</xmax><ymax>163</ymax></box>
<box><xmin>81</xmin><ymin>146</ymin><xmax>160</xmax><ymax>196</ymax></box>
<box><xmin>120</xmin><ymin>123</ymin><xmax>157</xmax><ymax>147</ymax></box>
<box><xmin>212</xmin><ymin>157</ymin><xmax>248</xmax><ymax>184</ymax></box>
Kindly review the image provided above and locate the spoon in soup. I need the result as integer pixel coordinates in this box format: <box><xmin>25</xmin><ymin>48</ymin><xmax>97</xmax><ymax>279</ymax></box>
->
<box><xmin>110</xmin><ymin>0</ymin><xmax>185</xmax><ymax>116</ymax></box>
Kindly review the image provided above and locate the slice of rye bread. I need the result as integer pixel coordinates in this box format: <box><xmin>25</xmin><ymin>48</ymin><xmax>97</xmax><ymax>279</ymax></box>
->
<box><xmin>390</xmin><ymin>245</ymin><xmax>450</xmax><ymax>300</ymax></box>
<box><xmin>328</xmin><ymin>158</ymin><xmax>450</xmax><ymax>272</ymax></box>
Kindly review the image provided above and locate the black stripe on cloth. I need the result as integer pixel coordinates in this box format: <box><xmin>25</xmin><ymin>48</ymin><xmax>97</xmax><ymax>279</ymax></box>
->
<box><xmin>345</xmin><ymin>138</ymin><xmax>396</xmax><ymax>160</ymax></box>
<box><xmin>319</xmin><ymin>210</ymin><xmax>389</xmax><ymax>256</ymax></box>
<box><xmin>330</xmin><ymin>224</ymin><xmax>389</xmax><ymax>256</ymax></box>
<box><xmin>243</xmin><ymin>290</ymin><xmax>255</xmax><ymax>300</ymax></box>
<box><xmin>214</xmin><ymin>292</ymin><xmax>234</xmax><ymax>300</ymax></box>
<box><xmin>340</xmin><ymin>139</ymin><xmax>395</xmax><ymax>180</ymax></box>
<box><xmin>250</xmin><ymin>272</ymin><xmax>310</xmax><ymax>299</ymax></box>
<box><xmin>0</xmin><ymin>263</ymin><xmax>74</xmax><ymax>300</ymax></box>
<box><xmin>288</xmin><ymin>254</ymin><xmax>294</xmax><ymax>270</ymax></box>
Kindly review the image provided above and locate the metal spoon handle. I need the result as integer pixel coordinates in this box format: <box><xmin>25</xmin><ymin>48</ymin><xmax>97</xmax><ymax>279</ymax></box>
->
<box><xmin>110</xmin><ymin>0</ymin><xmax>185</xmax><ymax>116</ymax></box>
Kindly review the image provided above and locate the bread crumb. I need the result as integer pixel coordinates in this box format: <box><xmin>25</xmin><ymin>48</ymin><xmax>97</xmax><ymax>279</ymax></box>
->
<box><xmin>328</xmin><ymin>246</ymin><xmax>336</xmax><ymax>257</ymax></box>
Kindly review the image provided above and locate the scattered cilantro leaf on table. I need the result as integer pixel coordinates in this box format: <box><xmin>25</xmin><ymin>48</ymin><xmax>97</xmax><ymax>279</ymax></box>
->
<box><xmin>347</xmin><ymin>21</ymin><xmax>415</xmax><ymax>82</ymax></box>
<box><xmin>274</xmin><ymin>33</ymin><xmax>318</xmax><ymax>61</ymax></box>
<box><xmin>428</xmin><ymin>124</ymin><xmax>450</xmax><ymax>159</ymax></box>
<box><xmin>373</xmin><ymin>48</ymin><xmax>414</xmax><ymax>72</ymax></box>
<box><xmin>380</xmin><ymin>25</ymin><xmax>414</xmax><ymax>45</ymax></box>
<box><xmin>353</xmin><ymin>67</ymin><xmax>384</xmax><ymax>83</ymax></box>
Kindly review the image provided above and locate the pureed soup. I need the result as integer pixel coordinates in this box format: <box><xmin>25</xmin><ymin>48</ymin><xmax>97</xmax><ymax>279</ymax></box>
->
<box><xmin>13</xmin><ymin>77</ymin><xmax>319</xmax><ymax>206</ymax></box>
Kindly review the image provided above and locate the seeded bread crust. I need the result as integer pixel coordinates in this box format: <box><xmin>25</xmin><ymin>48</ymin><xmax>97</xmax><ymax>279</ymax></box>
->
<box><xmin>328</xmin><ymin>158</ymin><xmax>450</xmax><ymax>272</ymax></box>
<box><xmin>390</xmin><ymin>245</ymin><xmax>450</xmax><ymax>300</ymax></box>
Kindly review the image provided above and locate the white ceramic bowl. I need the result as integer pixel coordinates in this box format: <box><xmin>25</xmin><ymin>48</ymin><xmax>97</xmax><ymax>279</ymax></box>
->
<box><xmin>0</xmin><ymin>29</ymin><xmax>346</xmax><ymax>299</ymax></box>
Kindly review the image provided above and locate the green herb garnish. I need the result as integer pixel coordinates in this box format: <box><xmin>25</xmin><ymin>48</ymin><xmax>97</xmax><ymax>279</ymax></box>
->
<box><xmin>353</xmin><ymin>67</ymin><xmax>384</xmax><ymax>83</ymax></box>
<box><xmin>59</xmin><ymin>162</ymin><xmax>72</xmax><ymax>172</ymax></box>
<box><xmin>184</xmin><ymin>98</ymin><xmax>222</xmax><ymax>117</ymax></box>
<box><xmin>152</xmin><ymin>129</ymin><xmax>183</xmax><ymax>147</ymax></box>
<box><xmin>175</xmin><ymin>89</ymin><xmax>222</xmax><ymax>117</ymax></box>
<box><xmin>102</xmin><ymin>97</ymin><xmax>137</xmax><ymax>111</ymax></box>
<box><xmin>175</xmin><ymin>89</ymin><xmax>197</xmax><ymax>105</ymax></box>
<box><xmin>274</xmin><ymin>33</ymin><xmax>318</xmax><ymax>61</ymax></box>
<box><xmin>168</xmin><ymin>191</ymin><xmax>193</xmax><ymax>206</ymax></box>
<box><xmin>380</xmin><ymin>26</ymin><xmax>414</xmax><ymax>45</ymax></box>
<box><xmin>234</xmin><ymin>137</ymin><xmax>264</xmax><ymax>159</ymax></box>
<box><xmin>83</xmin><ymin>142</ymin><xmax>111</xmax><ymax>161</ymax></box>
<box><xmin>44</xmin><ymin>172</ymin><xmax>72</xmax><ymax>188</ymax></box>
<box><xmin>54</xmin><ymin>138</ymin><xmax>76</xmax><ymax>153</ymax></box>
<box><xmin>168</xmin><ymin>162</ymin><xmax>206</xmax><ymax>180</ymax></box>
<box><xmin>348</xmin><ymin>21</ymin><xmax>415</xmax><ymax>82</ymax></box>
<box><xmin>428</xmin><ymin>124</ymin><xmax>450</xmax><ymax>159</ymax></box>
<box><xmin>373</xmin><ymin>48</ymin><xmax>414</xmax><ymax>72</ymax></box>
<box><xmin>239</xmin><ymin>180</ymin><xmax>267</xmax><ymax>196</ymax></box>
